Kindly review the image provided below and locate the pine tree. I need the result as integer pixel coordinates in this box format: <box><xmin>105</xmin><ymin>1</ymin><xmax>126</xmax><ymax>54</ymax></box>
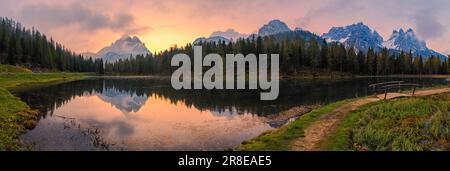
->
<box><xmin>320</xmin><ymin>40</ymin><xmax>329</xmax><ymax>69</ymax></box>
<box><xmin>307</xmin><ymin>38</ymin><xmax>320</xmax><ymax>70</ymax></box>
<box><xmin>366</xmin><ymin>48</ymin><xmax>375</xmax><ymax>75</ymax></box>
<box><xmin>357</xmin><ymin>51</ymin><xmax>365</xmax><ymax>74</ymax></box>
<box><xmin>0</xmin><ymin>17</ymin><xmax>102</xmax><ymax>73</ymax></box>
<box><xmin>347</xmin><ymin>48</ymin><xmax>357</xmax><ymax>73</ymax></box>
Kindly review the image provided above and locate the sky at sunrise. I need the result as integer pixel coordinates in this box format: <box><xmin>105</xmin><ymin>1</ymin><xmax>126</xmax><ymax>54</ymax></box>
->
<box><xmin>1</xmin><ymin>0</ymin><xmax>449</xmax><ymax>55</ymax></box>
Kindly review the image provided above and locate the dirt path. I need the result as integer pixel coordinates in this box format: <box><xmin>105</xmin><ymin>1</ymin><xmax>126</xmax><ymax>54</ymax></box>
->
<box><xmin>291</xmin><ymin>87</ymin><xmax>450</xmax><ymax>151</ymax></box>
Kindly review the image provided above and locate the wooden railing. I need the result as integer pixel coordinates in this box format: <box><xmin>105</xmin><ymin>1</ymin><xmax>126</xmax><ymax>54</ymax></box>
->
<box><xmin>368</xmin><ymin>81</ymin><xmax>404</xmax><ymax>90</ymax></box>
<box><xmin>380</xmin><ymin>83</ymin><xmax>421</xmax><ymax>100</ymax></box>
<box><xmin>368</xmin><ymin>81</ymin><xmax>421</xmax><ymax>100</ymax></box>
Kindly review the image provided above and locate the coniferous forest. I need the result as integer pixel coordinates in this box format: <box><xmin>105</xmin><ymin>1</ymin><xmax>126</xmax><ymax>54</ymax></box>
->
<box><xmin>0</xmin><ymin>17</ymin><xmax>103</xmax><ymax>73</ymax></box>
<box><xmin>105</xmin><ymin>35</ymin><xmax>450</xmax><ymax>76</ymax></box>
<box><xmin>1</xmin><ymin>17</ymin><xmax>449</xmax><ymax>76</ymax></box>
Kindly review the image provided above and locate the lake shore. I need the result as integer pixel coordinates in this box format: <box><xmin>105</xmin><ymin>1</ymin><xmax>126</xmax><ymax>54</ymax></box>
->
<box><xmin>2</xmin><ymin>70</ymin><xmax>450</xmax><ymax>151</ymax></box>
<box><xmin>0</xmin><ymin>72</ymin><xmax>85</xmax><ymax>150</ymax></box>
<box><xmin>356</xmin><ymin>74</ymin><xmax>450</xmax><ymax>79</ymax></box>
<box><xmin>86</xmin><ymin>75</ymin><xmax>171</xmax><ymax>80</ymax></box>
<box><xmin>238</xmin><ymin>87</ymin><xmax>450</xmax><ymax>151</ymax></box>
<box><xmin>318</xmin><ymin>91</ymin><xmax>450</xmax><ymax>151</ymax></box>
<box><xmin>92</xmin><ymin>73</ymin><xmax>450</xmax><ymax>80</ymax></box>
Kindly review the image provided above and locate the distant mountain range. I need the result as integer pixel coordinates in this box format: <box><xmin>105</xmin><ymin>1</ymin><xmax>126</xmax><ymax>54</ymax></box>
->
<box><xmin>210</xmin><ymin>29</ymin><xmax>249</xmax><ymax>41</ymax></box>
<box><xmin>194</xmin><ymin>19</ymin><xmax>447</xmax><ymax>60</ymax></box>
<box><xmin>194</xmin><ymin>19</ymin><xmax>294</xmax><ymax>44</ymax></box>
<box><xmin>383</xmin><ymin>28</ymin><xmax>445</xmax><ymax>59</ymax></box>
<box><xmin>84</xmin><ymin>19</ymin><xmax>447</xmax><ymax>63</ymax></box>
<box><xmin>83</xmin><ymin>35</ymin><xmax>151</xmax><ymax>63</ymax></box>
<box><xmin>193</xmin><ymin>29</ymin><xmax>248</xmax><ymax>44</ymax></box>
<box><xmin>258</xmin><ymin>19</ymin><xmax>292</xmax><ymax>37</ymax></box>
<box><xmin>322</xmin><ymin>22</ymin><xmax>384</xmax><ymax>53</ymax></box>
<box><xmin>322</xmin><ymin>22</ymin><xmax>446</xmax><ymax>60</ymax></box>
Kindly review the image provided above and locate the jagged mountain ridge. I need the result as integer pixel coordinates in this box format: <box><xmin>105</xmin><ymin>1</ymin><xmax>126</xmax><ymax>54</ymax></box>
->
<box><xmin>258</xmin><ymin>19</ymin><xmax>292</xmax><ymax>37</ymax></box>
<box><xmin>83</xmin><ymin>35</ymin><xmax>151</xmax><ymax>62</ymax></box>
<box><xmin>383</xmin><ymin>28</ymin><xmax>446</xmax><ymax>59</ymax></box>
<box><xmin>193</xmin><ymin>19</ymin><xmax>446</xmax><ymax>59</ymax></box>
<box><xmin>194</xmin><ymin>19</ymin><xmax>293</xmax><ymax>44</ymax></box>
<box><xmin>323</xmin><ymin>22</ymin><xmax>446</xmax><ymax>59</ymax></box>
<box><xmin>322</xmin><ymin>22</ymin><xmax>384</xmax><ymax>53</ymax></box>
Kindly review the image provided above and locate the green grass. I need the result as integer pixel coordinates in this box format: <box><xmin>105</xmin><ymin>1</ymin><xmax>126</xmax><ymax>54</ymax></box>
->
<box><xmin>237</xmin><ymin>99</ymin><xmax>355</xmax><ymax>151</ymax></box>
<box><xmin>0</xmin><ymin>72</ymin><xmax>85</xmax><ymax>89</ymax></box>
<box><xmin>320</xmin><ymin>94</ymin><xmax>450</xmax><ymax>151</ymax></box>
<box><xmin>0</xmin><ymin>64</ymin><xmax>32</xmax><ymax>73</ymax></box>
<box><xmin>0</xmin><ymin>67</ymin><xmax>85</xmax><ymax>150</ymax></box>
<box><xmin>0</xmin><ymin>88</ymin><xmax>38</xmax><ymax>150</ymax></box>
<box><xmin>318</xmin><ymin>102</ymin><xmax>381</xmax><ymax>151</ymax></box>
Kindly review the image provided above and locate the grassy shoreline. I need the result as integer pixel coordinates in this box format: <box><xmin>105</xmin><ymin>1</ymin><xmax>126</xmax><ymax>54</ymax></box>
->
<box><xmin>0</xmin><ymin>72</ymin><xmax>85</xmax><ymax>150</ymax></box>
<box><xmin>239</xmin><ymin>83</ymin><xmax>450</xmax><ymax>151</ymax></box>
<box><xmin>239</xmin><ymin>90</ymin><xmax>450</xmax><ymax>151</ymax></box>
<box><xmin>319</xmin><ymin>93</ymin><xmax>450</xmax><ymax>151</ymax></box>
<box><xmin>237</xmin><ymin>99</ymin><xmax>356</xmax><ymax>151</ymax></box>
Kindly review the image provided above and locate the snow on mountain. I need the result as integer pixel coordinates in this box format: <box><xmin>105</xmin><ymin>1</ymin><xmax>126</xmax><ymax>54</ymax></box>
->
<box><xmin>193</xmin><ymin>36</ymin><xmax>230</xmax><ymax>44</ymax></box>
<box><xmin>322</xmin><ymin>22</ymin><xmax>446</xmax><ymax>59</ymax></box>
<box><xmin>210</xmin><ymin>29</ymin><xmax>248</xmax><ymax>41</ymax></box>
<box><xmin>84</xmin><ymin>35</ymin><xmax>151</xmax><ymax>63</ymax></box>
<box><xmin>383</xmin><ymin>29</ymin><xmax>426</xmax><ymax>51</ymax></box>
<box><xmin>192</xmin><ymin>19</ymin><xmax>293</xmax><ymax>44</ymax></box>
<box><xmin>258</xmin><ymin>19</ymin><xmax>291</xmax><ymax>37</ymax></box>
<box><xmin>322</xmin><ymin>22</ymin><xmax>383</xmax><ymax>53</ymax></box>
<box><xmin>191</xmin><ymin>20</ymin><xmax>446</xmax><ymax>60</ymax></box>
<box><xmin>383</xmin><ymin>28</ymin><xmax>446</xmax><ymax>59</ymax></box>
<box><xmin>193</xmin><ymin>29</ymin><xmax>246</xmax><ymax>44</ymax></box>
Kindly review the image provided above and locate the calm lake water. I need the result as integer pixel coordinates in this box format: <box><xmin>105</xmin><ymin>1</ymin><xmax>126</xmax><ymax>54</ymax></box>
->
<box><xmin>14</xmin><ymin>77</ymin><xmax>450</xmax><ymax>151</ymax></box>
